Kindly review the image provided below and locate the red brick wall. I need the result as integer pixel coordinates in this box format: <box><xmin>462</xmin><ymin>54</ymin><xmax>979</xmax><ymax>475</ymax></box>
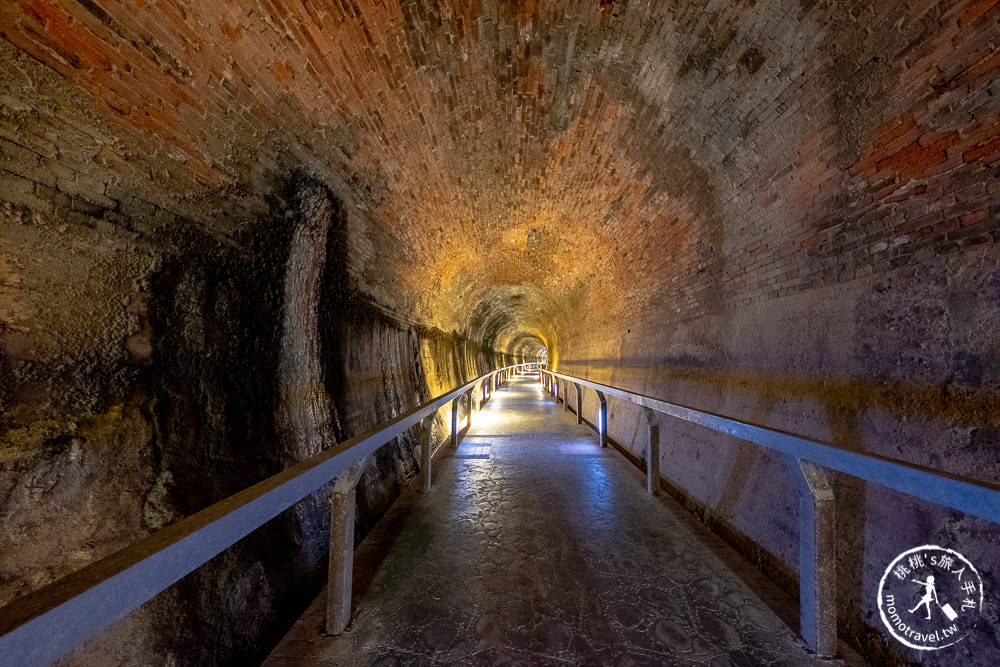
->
<box><xmin>3</xmin><ymin>1</ymin><xmax>993</xmax><ymax>345</ymax></box>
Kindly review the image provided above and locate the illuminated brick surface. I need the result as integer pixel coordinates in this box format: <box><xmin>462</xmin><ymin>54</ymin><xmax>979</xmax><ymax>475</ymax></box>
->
<box><xmin>1</xmin><ymin>0</ymin><xmax>997</xmax><ymax>352</ymax></box>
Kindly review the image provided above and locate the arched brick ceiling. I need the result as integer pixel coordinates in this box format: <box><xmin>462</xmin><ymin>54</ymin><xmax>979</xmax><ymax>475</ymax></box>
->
<box><xmin>1</xmin><ymin>0</ymin><xmax>997</xmax><ymax>358</ymax></box>
<box><xmin>462</xmin><ymin>284</ymin><xmax>559</xmax><ymax>359</ymax></box>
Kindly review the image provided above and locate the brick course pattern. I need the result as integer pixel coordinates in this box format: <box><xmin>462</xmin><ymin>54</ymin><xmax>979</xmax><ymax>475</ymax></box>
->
<box><xmin>0</xmin><ymin>0</ymin><xmax>996</xmax><ymax>353</ymax></box>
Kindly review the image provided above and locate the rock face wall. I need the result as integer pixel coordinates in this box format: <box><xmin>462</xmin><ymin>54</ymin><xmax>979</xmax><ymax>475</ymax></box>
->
<box><xmin>0</xmin><ymin>180</ymin><xmax>500</xmax><ymax>665</ymax></box>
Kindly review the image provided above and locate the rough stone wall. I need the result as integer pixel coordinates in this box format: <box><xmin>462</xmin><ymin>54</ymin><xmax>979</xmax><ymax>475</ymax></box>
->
<box><xmin>0</xmin><ymin>185</ymin><xmax>496</xmax><ymax>665</ymax></box>
<box><xmin>0</xmin><ymin>199</ymin><xmax>163</xmax><ymax>602</ymax></box>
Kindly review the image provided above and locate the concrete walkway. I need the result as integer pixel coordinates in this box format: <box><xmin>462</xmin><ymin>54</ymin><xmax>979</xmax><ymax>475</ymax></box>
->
<box><xmin>266</xmin><ymin>375</ymin><xmax>843</xmax><ymax>666</ymax></box>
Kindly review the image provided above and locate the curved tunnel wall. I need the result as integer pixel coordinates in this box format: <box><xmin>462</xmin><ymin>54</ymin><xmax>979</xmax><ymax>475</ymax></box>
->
<box><xmin>0</xmin><ymin>0</ymin><xmax>998</xmax><ymax>664</ymax></box>
<box><xmin>0</xmin><ymin>177</ymin><xmax>505</xmax><ymax>664</ymax></box>
<box><xmin>557</xmin><ymin>243</ymin><xmax>1000</xmax><ymax>663</ymax></box>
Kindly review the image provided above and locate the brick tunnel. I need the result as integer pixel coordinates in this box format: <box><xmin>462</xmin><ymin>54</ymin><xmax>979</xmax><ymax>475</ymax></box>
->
<box><xmin>0</xmin><ymin>1</ymin><xmax>999</xmax><ymax>665</ymax></box>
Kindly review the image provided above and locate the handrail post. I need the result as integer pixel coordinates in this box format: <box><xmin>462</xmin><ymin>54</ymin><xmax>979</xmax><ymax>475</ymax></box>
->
<box><xmin>14</xmin><ymin>364</ymin><xmax>1000</xmax><ymax>666</ymax></box>
<box><xmin>326</xmin><ymin>459</ymin><xmax>366</xmax><ymax>636</ymax></box>
<box><xmin>793</xmin><ymin>459</ymin><xmax>836</xmax><ymax>657</ymax></box>
<box><xmin>596</xmin><ymin>391</ymin><xmax>608</xmax><ymax>447</ymax></box>
<box><xmin>326</xmin><ymin>485</ymin><xmax>356</xmax><ymax>634</ymax></box>
<box><xmin>574</xmin><ymin>383</ymin><xmax>583</xmax><ymax>424</ymax></box>
<box><xmin>420</xmin><ymin>414</ymin><xmax>435</xmax><ymax>493</ymax></box>
<box><xmin>451</xmin><ymin>397</ymin><xmax>461</xmax><ymax>448</ymax></box>
<box><xmin>642</xmin><ymin>407</ymin><xmax>660</xmax><ymax>495</ymax></box>
<box><xmin>466</xmin><ymin>390</ymin><xmax>473</xmax><ymax>427</ymax></box>
<box><xmin>563</xmin><ymin>381</ymin><xmax>570</xmax><ymax>412</ymax></box>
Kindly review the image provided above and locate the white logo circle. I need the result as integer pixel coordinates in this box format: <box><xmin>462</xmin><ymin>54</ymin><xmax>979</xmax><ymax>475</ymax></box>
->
<box><xmin>877</xmin><ymin>545</ymin><xmax>984</xmax><ymax>650</ymax></box>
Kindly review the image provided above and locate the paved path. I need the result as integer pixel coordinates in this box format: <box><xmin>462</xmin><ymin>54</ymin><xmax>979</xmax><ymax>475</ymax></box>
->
<box><xmin>266</xmin><ymin>376</ymin><xmax>841</xmax><ymax>666</ymax></box>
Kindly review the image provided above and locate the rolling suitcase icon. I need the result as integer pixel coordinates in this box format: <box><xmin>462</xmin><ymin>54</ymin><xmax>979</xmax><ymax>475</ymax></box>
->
<box><xmin>939</xmin><ymin>602</ymin><xmax>958</xmax><ymax>621</ymax></box>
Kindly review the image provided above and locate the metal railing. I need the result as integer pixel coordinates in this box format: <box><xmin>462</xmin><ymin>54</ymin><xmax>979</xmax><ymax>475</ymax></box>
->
<box><xmin>0</xmin><ymin>362</ymin><xmax>539</xmax><ymax>666</ymax></box>
<box><xmin>537</xmin><ymin>367</ymin><xmax>1000</xmax><ymax>657</ymax></box>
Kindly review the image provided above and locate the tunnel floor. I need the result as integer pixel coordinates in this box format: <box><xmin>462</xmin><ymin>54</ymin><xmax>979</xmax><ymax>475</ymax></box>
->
<box><xmin>265</xmin><ymin>375</ymin><xmax>840</xmax><ymax>666</ymax></box>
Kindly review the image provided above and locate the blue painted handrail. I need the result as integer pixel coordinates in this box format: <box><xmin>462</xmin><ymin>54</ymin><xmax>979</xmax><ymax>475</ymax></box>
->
<box><xmin>539</xmin><ymin>368</ymin><xmax>1000</xmax><ymax>524</ymax></box>
<box><xmin>0</xmin><ymin>363</ymin><xmax>539</xmax><ymax>666</ymax></box>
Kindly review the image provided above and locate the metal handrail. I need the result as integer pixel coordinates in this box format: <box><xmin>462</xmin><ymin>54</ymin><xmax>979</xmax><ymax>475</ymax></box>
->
<box><xmin>538</xmin><ymin>366</ymin><xmax>1000</xmax><ymax>656</ymax></box>
<box><xmin>539</xmin><ymin>368</ymin><xmax>1000</xmax><ymax>523</ymax></box>
<box><xmin>0</xmin><ymin>362</ymin><xmax>539</xmax><ymax>665</ymax></box>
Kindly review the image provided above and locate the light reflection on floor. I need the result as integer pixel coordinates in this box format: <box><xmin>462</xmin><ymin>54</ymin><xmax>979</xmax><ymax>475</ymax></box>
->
<box><xmin>267</xmin><ymin>376</ymin><xmax>838</xmax><ymax>665</ymax></box>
